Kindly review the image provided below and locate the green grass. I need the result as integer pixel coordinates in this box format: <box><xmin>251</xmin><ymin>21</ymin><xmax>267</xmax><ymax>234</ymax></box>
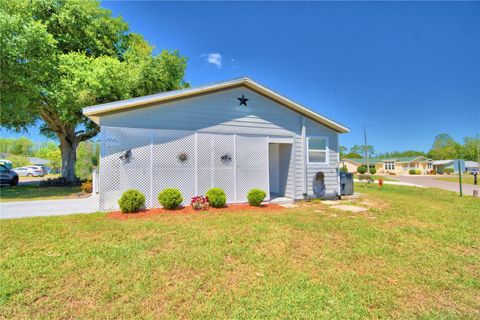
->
<box><xmin>0</xmin><ymin>185</ymin><xmax>82</xmax><ymax>202</ymax></box>
<box><xmin>436</xmin><ymin>174</ymin><xmax>477</xmax><ymax>185</ymax></box>
<box><xmin>1</xmin><ymin>185</ymin><xmax>479</xmax><ymax>318</ymax></box>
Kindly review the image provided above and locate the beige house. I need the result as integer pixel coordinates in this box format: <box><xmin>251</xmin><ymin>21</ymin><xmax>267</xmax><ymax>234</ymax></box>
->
<box><xmin>341</xmin><ymin>156</ymin><xmax>434</xmax><ymax>175</ymax></box>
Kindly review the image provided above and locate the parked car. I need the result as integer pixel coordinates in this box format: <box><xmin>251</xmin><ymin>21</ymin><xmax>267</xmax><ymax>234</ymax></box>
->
<box><xmin>13</xmin><ymin>166</ymin><xmax>45</xmax><ymax>177</ymax></box>
<box><xmin>28</xmin><ymin>165</ymin><xmax>49</xmax><ymax>175</ymax></box>
<box><xmin>0</xmin><ymin>164</ymin><xmax>19</xmax><ymax>186</ymax></box>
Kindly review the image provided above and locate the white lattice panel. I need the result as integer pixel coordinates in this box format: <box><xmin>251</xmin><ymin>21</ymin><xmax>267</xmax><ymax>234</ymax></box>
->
<box><xmin>236</xmin><ymin>134</ymin><xmax>269</xmax><ymax>202</ymax></box>
<box><xmin>152</xmin><ymin>131</ymin><xmax>196</xmax><ymax>207</ymax></box>
<box><xmin>100</xmin><ymin>127</ymin><xmax>271</xmax><ymax>210</ymax></box>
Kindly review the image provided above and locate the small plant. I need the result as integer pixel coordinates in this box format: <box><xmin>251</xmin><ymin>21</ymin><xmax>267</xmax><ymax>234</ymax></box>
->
<box><xmin>191</xmin><ymin>195</ymin><xmax>209</xmax><ymax>210</ymax></box>
<box><xmin>357</xmin><ymin>174</ymin><xmax>374</xmax><ymax>183</ymax></box>
<box><xmin>340</xmin><ymin>165</ymin><xmax>348</xmax><ymax>173</ymax></box>
<box><xmin>247</xmin><ymin>188</ymin><xmax>266</xmax><ymax>206</ymax></box>
<box><xmin>357</xmin><ymin>166</ymin><xmax>367</xmax><ymax>174</ymax></box>
<box><xmin>206</xmin><ymin>188</ymin><xmax>226</xmax><ymax>208</ymax></box>
<box><xmin>415</xmin><ymin>169</ymin><xmax>422</xmax><ymax>175</ymax></box>
<box><xmin>429</xmin><ymin>170</ymin><xmax>436</xmax><ymax>175</ymax></box>
<box><xmin>444</xmin><ymin>168</ymin><xmax>454</xmax><ymax>175</ymax></box>
<box><xmin>158</xmin><ymin>188</ymin><xmax>183</xmax><ymax>209</ymax></box>
<box><xmin>81</xmin><ymin>181</ymin><xmax>92</xmax><ymax>193</ymax></box>
<box><xmin>369</xmin><ymin>167</ymin><xmax>377</xmax><ymax>175</ymax></box>
<box><xmin>409</xmin><ymin>169</ymin><xmax>417</xmax><ymax>175</ymax></box>
<box><xmin>118</xmin><ymin>189</ymin><xmax>145</xmax><ymax>213</ymax></box>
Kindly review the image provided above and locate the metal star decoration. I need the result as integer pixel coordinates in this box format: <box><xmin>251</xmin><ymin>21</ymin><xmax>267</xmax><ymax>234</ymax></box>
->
<box><xmin>237</xmin><ymin>94</ymin><xmax>249</xmax><ymax>106</ymax></box>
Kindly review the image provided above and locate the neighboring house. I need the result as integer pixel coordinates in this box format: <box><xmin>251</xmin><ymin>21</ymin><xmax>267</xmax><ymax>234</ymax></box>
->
<box><xmin>465</xmin><ymin>161</ymin><xmax>479</xmax><ymax>172</ymax></box>
<box><xmin>83</xmin><ymin>77</ymin><xmax>349</xmax><ymax>211</ymax></box>
<box><xmin>340</xmin><ymin>156</ymin><xmax>434</xmax><ymax>175</ymax></box>
<box><xmin>433</xmin><ymin>159</ymin><xmax>466</xmax><ymax>174</ymax></box>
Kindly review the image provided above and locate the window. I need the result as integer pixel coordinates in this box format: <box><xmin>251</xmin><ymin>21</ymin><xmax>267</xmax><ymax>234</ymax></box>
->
<box><xmin>307</xmin><ymin>137</ymin><xmax>328</xmax><ymax>163</ymax></box>
<box><xmin>427</xmin><ymin>162</ymin><xmax>433</xmax><ymax>170</ymax></box>
<box><xmin>384</xmin><ymin>161</ymin><xmax>395</xmax><ymax>170</ymax></box>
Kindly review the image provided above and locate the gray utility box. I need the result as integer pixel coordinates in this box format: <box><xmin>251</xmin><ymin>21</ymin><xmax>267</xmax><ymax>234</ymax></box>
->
<box><xmin>340</xmin><ymin>172</ymin><xmax>354</xmax><ymax>195</ymax></box>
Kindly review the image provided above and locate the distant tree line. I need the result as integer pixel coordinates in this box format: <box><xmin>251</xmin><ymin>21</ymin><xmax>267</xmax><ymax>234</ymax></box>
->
<box><xmin>341</xmin><ymin>133</ymin><xmax>479</xmax><ymax>161</ymax></box>
<box><xmin>0</xmin><ymin>137</ymin><xmax>99</xmax><ymax>179</ymax></box>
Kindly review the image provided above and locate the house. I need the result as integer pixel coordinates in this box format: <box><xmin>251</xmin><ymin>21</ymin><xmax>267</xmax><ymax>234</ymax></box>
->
<box><xmin>83</xmin><ymin>77</ymin><xmax>349</xmax><ymax>211</ymax></box>
<box><xmin>433</xmin><ymin>159</ymin><xmax>468</xmax><ymax>174</ymax></box>
<box><xmin>341</xmin><ymin>156</ymin><xmax>434</xmax><ymax>175</ymax></box>
<box><xmin>465</xmin><ymin>161</ymin><xmax>479</xmax><ymax>172</ymax></box>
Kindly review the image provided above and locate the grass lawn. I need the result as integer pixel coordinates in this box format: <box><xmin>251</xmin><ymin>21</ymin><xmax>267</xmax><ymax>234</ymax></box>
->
<box><xmin>0</xmin><ymin>185</ymin><xmax>82</xmax><ymax>202</ymax></box>
<box><xmin>436</xmin><ymin>174</ymin><xmax>477</xmax><ymax>185</ymax></box>
<box><xmin>1</xmin><ymin>185</ymin><xmax>479</xmax><ymax>318</ymax></box>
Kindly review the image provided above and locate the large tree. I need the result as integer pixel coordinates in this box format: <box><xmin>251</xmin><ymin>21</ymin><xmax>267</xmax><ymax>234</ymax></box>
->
<box><xmin>0</xmin><ymin>0</ymin><xmax>188</xmax><ymax>182</ymax></box>
<box><xmin>428</xmin><ymin>133</ymin><xmax>461</xmax><ymax>160</ymax></box>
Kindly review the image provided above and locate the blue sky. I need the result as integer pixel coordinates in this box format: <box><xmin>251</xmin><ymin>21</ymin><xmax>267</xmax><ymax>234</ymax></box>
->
<box><xmin>3</xmin><ymin>1</ymin><xmax>479</xmax><ymax>153</ymax></box>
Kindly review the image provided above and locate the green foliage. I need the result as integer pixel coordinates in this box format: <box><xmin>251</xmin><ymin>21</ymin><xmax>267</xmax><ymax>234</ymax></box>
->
<box><xmin>205</xmin><ymin>187</ymin><xmax>227</xmax><ymax>208</ymax></box>
<box><xmin>118</xmin><ymin>189</ymin><xmax>145</xmax><ymax>213</ymax></box>
<box><xmin>0</xmin><ymin>137</ymin><xmax>34</xmax><ymax>156</ymax></box>
<box><xmin>350</xmin><ymin>145</ymin><xmax>375</xmax><ymax>157</ymax></box>
<box><xmin>158</xmin><ymin>188</ymin><xmax>183</xmax><ymax>209</ymax></box>
<box><xmin>378</xmin><ymin>150</ymin><xmax>427</xmax><ymax>158</ymax></box>
<box><xmin>35</xmin><ymin>143</ymin><xmax>62</xmax><ymax>171</ymax></box>
<box><xmin>75</xmin><ymin>141</ymin><xmax>99</xmax><ymax>179</ymax></box>
<box><xmin>444</xmin><ymin>168</ymin><xmax>454</xmax><ymax>175</ymax></box>
<box><xmin>343</xmin><ymin>152</ymin><xmax>362</xmax><ymax>159</ymax></box>
<box><xmin>247</xmin><ymin>188</ymin><xmax>266</xmax><ymax>206</ymax></box>
<box><xmin>428</xmin><ymin>133</ymin><xmax>461</xmax><ymax>160</ymax></box>
<box><xmin>339</xmin><ymin>146</ymin><xmax>347</xmax><ymax>158</ymax></box>
<box><xmin>409</xmin><ymin>169</ymin><xmax>417</xmax><ymax>175</ymax></box>
<box><xmin>340</xmin><ymin>165</ymin><xmax>348</xmax><ymax>173</ymax></box>
<box><xmin>357</xmin><ymin>174</ymin><xmax>374</xmax><ymax>183</ymax></box>
<box><xmin>357</xmin><ymin>166</ymin><xmax>367</xmax><ymax>174</ymax></box>
<box><xmin>369</xmin><ymin>167</ymin><xmax>377</xmax><ymax>175</ymax></box>
<box><xmin>7</xmin><ymin>155</ymin><xmax>31</xmax><ymax>168</ymax></box>
<box><xmin>0</xmin><ymin>0</ymin><xmax>188</xmax><ymax>181</ymax></box>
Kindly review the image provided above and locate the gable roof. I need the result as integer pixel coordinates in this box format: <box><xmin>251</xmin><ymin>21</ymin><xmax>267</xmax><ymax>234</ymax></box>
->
<box><xmin>82</xmin><ymin>77</ymin><xmax>349</xmax><ymax>133</ymax></box>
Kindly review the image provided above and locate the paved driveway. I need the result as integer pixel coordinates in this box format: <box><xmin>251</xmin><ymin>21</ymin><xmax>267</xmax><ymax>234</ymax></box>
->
<box><xmin>390</xmin><ymin>175</ymin><xmax>479</xmax><ymax>196</ymax></box>
<box><xmin>0</xmin><ymin>195</ymin><xmax>99</xmax><ymax>219</ymax></box>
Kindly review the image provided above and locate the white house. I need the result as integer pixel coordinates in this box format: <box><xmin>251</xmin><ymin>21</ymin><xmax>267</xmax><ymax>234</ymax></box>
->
<box><xmin>83</xmin><ymin>78</ymin><xmax>349</xmax><ymax>211</ymax></box>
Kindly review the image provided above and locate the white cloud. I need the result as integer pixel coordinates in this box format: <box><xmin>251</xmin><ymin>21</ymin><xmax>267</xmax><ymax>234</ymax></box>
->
<box><xmin>203</xmin><ymin>53</ymin><xmax>222</xmax><ymax>68</ymax></box>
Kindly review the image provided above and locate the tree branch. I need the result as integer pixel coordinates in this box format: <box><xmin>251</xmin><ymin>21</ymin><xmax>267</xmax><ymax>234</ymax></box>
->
<box><xmin>75</xmin><ymin>126</ymin><xmax>100</xmax><ymax>143</ymax></box>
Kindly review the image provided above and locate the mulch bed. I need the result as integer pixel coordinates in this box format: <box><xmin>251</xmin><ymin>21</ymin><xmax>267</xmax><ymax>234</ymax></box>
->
<box><xmin>106</xmin><ymin>203</ymin><xmax>284</xmax><ymax>220</ymax></box>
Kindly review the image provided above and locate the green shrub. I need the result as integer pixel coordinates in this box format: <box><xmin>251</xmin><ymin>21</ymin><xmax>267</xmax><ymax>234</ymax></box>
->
<box><xmin>357</xmin><ymin>166</ymin><xmax>367</xmax><ymax>174</ymax></box>
<box><xmin>158</xmin><ymin>188</ymin><xmax>183</xmax><ymax>209</ymax></box>
<box><xmin>369</xmin><ymin>167</ymin><xmax>377</xmax><ymax>175</ymax></box>
<box><xmin>357</xmin><ymin>174</ymin><xmax>374</xmax><ymax>183</ymax></box>
<box><xmin>247</xmin><ymin>188</ymin><xmax>266</xmax><ymax>206</ymax></box>
<box><xmin>340</xmin><ymin>166</ymin><xmax>348</xmax><ymax>173</ymax></box>
<box><xmin>206</xmin><ymin>187</ymin><xmax>227</xmax><ymax>208</ymax></box>
<box><xmin>118</xmin><ymin>189</ymin><xmax>145</xmax><ymax>213</ymax></box>
<box><xmin>444</xmin><ymin>168</ymin><xmax>454</xmax><ymax>175</ymax></box>
<box><xmin>409</xmin><ymin>169</ymin><xmax>416</xmax><ymax>175</ymax></box>
<box><xmin>415</xmin><ymin>169</ymin><xmax>422</xmax><ymax>175</ymax></box>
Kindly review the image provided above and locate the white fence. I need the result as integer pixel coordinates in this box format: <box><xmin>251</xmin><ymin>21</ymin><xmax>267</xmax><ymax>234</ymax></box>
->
<box><xmin>99</xmin><ymin>126</ymin><xmax>269</xmax><ymax>211</ymax></box>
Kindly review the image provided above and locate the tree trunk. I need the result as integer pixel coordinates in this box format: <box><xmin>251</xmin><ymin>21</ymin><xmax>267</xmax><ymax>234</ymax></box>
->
<box><xmin>60</xmin><ymin>137</ymin><xmax>78</xmax><ymax>183</ymax></box>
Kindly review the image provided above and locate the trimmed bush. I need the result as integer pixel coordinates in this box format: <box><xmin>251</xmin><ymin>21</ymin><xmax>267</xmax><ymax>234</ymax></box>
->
<box><xmin>206</xmin><ymin>187</ymin><xmax>227</xmax><ymax>208</ymax></box>
<box><xmin>118</xmin><ymin>189</ymin><xmax>145</xmax><ymax>213</ymax></box>
<box><xmin>81</xmin><ymin>181</ymin><xmax>92</xmax><ymax>193</ymax></box>
<box><xmin>357</xmin><ymin>174</ymin><xmax>374</xmax><ymax>183</ymax></box>
<box><xmin>247</xmin><ymin>188</ymin><xmax>266</xmax><ymax>206</ymax></box>
<box><xmin>415</xmin><ymin>169</ymin><xmax>422</xmax><ymax>175</ymax></box>
<box><xmin>444</xmin><ymin>168</ymin><xmax>454</xmax><ymax>175</ymax></box>
<box><xmin>369</xmin><ymin>167</ymin><xmax>377</xmax><ymax>175</ymax></box>
<box><xmin>409</xmin><ymin>169</ymin><xmax>416</xmax><ymax>175</ymax></box>
<box><xmin>357</xmin><ymin>166</ymin><xmax>367</xmax><ymax>174</ymax></box>
<box><xmin>158</xmin><ymin>188</ymin><xmax>183</xmax><ymax>209</ymax></box>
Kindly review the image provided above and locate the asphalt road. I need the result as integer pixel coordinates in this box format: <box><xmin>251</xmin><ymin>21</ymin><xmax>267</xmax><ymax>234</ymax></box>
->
<box><xmin>0</xmin><ymin>195</ymin><xmax>99</xmax><ymax>219</ymax></box>
<box><xmin>390</xmin><ymin>175</ymin><xmax>479</xmax><ymax>196</ymax></box>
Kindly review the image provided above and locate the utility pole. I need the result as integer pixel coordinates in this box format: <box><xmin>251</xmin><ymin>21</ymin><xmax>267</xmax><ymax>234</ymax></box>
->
<box><xmin>364</xmin><ymin>125</ymin><xmax>371</xmax><ymax>175</ymax></box>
